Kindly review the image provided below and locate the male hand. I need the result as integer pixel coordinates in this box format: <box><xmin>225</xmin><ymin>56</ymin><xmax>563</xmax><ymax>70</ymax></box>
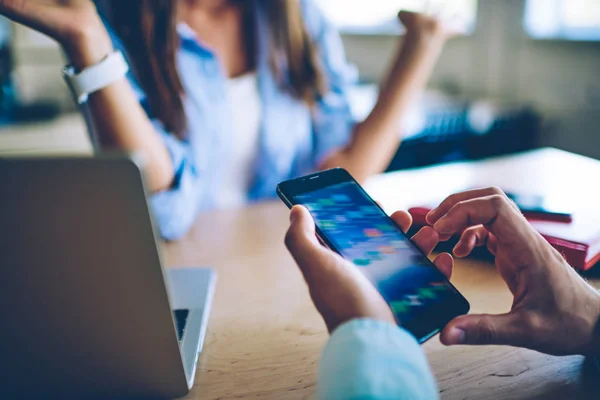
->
<box><xmin>428</xmin><ymin>187</ymin><xmax>600</xmax><ymax>356</ymax></box>
<box><xmin>285</xmin><ymin>205</ymin><xmax>453</xmax><ymax>333</ymax></box>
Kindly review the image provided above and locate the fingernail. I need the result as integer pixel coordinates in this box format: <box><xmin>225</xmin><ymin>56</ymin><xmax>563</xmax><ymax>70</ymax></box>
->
<box><xmin>433</xmin><ymin>219</ymin><xmax>449</xmax><ymax>233</ymax></box>
<box><xmin>290</xmin><ymin>207</ymin><xmax>298</xmax><ymax>222</ymax></box>
<box><xmin>448</xmin><ymin>327</ymin><xmax>466</xmax><ymax>345</ymax></box>
<box><xmin>452</xmin><ymin>243</ymin><xmax>465</xmax><ymax>257</ymax></box>
<box><xmin>452</xmin><ymin>245</ymin><xmax>460</xmax><ymax>257</ymax></box>
<box><xmin>426</xmin><ymin>209</ymin><xmax>438</xmax><ymax>223</ymax></box>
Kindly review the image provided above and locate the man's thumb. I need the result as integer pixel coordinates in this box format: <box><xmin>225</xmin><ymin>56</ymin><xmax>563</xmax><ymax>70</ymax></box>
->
<box><xmin>287</xmin><ymin>205</ymin><xmax>322</xmax><ymax>247</ymax></box>
<box><xmin>285</xmin><ymin>206</ymin><xmax>330</xmax><ymax>273</ymax></box>
<box><xmin>440</xmin><ymin>313</ymin><xmax>525</xmax><ymax>347</ymax></box>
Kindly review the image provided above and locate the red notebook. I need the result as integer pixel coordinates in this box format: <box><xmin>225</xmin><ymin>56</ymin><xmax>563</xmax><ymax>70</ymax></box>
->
<box><xmin>409</xmin><ymin>207</ymin><xmax>600</xmax><ymax>271</ymax></box>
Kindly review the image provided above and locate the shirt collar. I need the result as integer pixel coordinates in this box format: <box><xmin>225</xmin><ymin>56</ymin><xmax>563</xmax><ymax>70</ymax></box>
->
<box><xmin>177</xmin><ymin>22</ymin><xmax>218</xmax><ymax>57</ymax></box>
<box><xmin>177</xmin><ymin>23</ymin><xmax>199</xmax><ymax>42</ymax></box>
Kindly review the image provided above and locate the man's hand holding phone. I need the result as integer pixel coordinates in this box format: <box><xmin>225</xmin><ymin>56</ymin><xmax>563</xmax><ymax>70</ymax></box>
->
<box><xmin>285</xmin><ymin>186</ymin><xmax>600</xmax><ymax>357</ymax></box>
<box><xmin>279</xmin><ymin>169</ymin><xmax>469</xmax><ymax>341</ymax></box>
<box><xmin>285</xmin><ymin>205</ymin><xmax>453</xmax><ymax>333</ymax></box>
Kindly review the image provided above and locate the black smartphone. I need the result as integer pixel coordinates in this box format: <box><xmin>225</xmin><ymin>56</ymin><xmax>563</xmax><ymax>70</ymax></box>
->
<box><xmin>504</xmin><ymin>192</ymin><xmax>572</xmax><ymax>223</ymax></box>
<box><xmin>277</xmin><ymin>168</ymin><xmax>470</xmax><ymax>343</ymax></box>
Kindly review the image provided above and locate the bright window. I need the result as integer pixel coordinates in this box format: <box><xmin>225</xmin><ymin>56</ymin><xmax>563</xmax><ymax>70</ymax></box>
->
<box><xmin>525</xmin><ymin>0</ymin><xmax>600</xmax><ymax>40</ymax></box>
<box><xmin>317</xmin><ymin>0</ymin><xmax>478</xmax><ymax>34</ymax></box>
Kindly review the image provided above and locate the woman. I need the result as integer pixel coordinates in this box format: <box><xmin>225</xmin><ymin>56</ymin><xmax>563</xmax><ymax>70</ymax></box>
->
<box><xmin>0</xmin><ymin>0</ymin><xmax>457</xmax><ymax>239</ymax></box>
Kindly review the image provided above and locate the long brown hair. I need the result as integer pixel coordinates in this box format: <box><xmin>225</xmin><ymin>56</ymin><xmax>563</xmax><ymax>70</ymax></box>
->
<box><xmin>109</xmin><ymin>0</ymin><xmax>326</xmax><ymax>139</ymax></box>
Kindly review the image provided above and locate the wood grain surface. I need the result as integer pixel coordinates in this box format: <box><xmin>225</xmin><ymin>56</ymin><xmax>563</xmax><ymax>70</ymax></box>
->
<box><xmin>163</xmin><ymin>149</ymin><xmax>600</xmax><ymax>399</ymax></box>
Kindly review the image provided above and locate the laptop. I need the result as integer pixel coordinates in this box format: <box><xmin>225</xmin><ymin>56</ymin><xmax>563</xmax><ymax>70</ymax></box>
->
<box><xmin>0</xmin><ymin>156</ymin><xmax>216</xmax><ymax>399</ymax></box>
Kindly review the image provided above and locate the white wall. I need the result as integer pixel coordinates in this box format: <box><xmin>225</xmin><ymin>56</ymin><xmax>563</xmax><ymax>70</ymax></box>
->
<box><xmin>341</xmin><ymin>0</ymin><xmax>600</xmax><ymax>159</ymax></box>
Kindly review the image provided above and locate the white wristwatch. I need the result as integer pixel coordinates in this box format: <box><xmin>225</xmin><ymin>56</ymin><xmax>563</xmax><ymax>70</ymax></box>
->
<box><xmin>62</xmin><ymin>50</ymin><xmax>129</xmax><ymax>104</ymax></box>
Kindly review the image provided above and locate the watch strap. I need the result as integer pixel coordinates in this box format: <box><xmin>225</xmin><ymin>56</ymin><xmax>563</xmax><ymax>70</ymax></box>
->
<box><xmin>63</xmin><ymin>50</ymin><xmax>129</xmax><ymax>104</ymax></box>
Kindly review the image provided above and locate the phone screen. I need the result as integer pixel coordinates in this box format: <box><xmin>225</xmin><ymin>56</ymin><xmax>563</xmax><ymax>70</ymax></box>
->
<box><xmin>288</xmin><ymin>179</ymin><xmax>468</xmax><ymax>336</ymax></box>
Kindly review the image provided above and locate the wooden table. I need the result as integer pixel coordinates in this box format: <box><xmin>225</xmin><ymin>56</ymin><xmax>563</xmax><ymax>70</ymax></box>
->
<box><xmin>163</xmin><ymin>148</ymin><xmax>600</xmax><ymax>399</ymax></box>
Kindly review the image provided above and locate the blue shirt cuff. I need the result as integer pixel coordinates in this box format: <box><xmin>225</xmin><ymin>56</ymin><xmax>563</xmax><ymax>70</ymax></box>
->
<box><xmin>148</xmin><ymin>122</ymin><xmax>202</xmax><ymax>240</ymax></box>
<box><xmin>318</xmin><ymin>319</ymin><xmax>438</xmax><ymax>400</ymax></box>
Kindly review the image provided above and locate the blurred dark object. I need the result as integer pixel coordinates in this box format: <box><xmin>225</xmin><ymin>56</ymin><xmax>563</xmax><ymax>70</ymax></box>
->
<box><xmin>387</xmin><ymin>100</ymin><xmax>542</xmax><ymax>171</ymax></box>
<box><xmin>0</xmin><ymin>19</ymin><xmax>14</xmax><ymax>117</ymax></box>
<box><xmin>1</xmin><ymin>102</ymin><xmax>62</xmax><ymax>124</ymax></box>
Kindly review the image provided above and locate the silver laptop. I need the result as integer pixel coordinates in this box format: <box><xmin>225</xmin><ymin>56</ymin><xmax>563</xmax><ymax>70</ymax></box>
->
<box><xmin>0</xmin><ymin>156</ymin><xmax>216</xmax><ymax>399</ymax></box>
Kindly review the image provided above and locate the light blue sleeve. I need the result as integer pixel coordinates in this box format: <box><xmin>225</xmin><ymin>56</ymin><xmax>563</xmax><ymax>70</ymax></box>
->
<box><xmin>318</xmin><ymin>319</ymin><xmax>439</xmax><ymax>400</ymax></box>
<box><xmin>146</xmin><ymin>121</ymin><xmax>203</xmax><ymax>241</ymax></box>
<box><xmin>300</xmin><ymin>0</ymin><xmax>359</xmax><ymax>165</ymax></box>
<box><xmin>87</xmin><ymin>11</ymin><xmax>202</xmax><ymax>240</ymax></box>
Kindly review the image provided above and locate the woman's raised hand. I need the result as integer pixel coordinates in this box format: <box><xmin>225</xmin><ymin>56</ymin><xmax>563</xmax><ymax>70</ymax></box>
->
<box><xmin>398</xmin><ymin>0</ymin><xmax>470</xmax><ymax>44</ymax></box>
<box><xmin>0</xmin><ymin>0</ymin><xmax>112</xmax><ymax>67</ymax></box>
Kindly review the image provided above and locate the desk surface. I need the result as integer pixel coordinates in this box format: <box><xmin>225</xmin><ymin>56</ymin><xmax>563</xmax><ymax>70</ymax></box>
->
<box><xmin>163</xmin><ymin>149</ymin><xmax>600</xmax><ymax>399</ymax></box>
<box><xmin>0</xmin><ymin>114</ymin><xmax>91</xmax><ymax>156</ymax></box>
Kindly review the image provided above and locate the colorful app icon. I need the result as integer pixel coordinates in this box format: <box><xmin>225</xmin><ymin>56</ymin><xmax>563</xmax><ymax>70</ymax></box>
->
<box><xmin>390</xmin><ymin>300</ymin><xmax>410</xmax><ymax>314</ymax></box>
<box><xmin>332</xmin><ymin>194</ymin><xmax>350</xmax><ymax>202</ymax></box>
<box><xmin>366</xmin><ymin>251</ymin><xmax>383</xmax><ymax>260</ymax></box>
<box><xmin>305</xmin><ymin>203</ymin><xmax>320</xmax><ymax>212</ymax></box>
<box><xmin>406</xmin><ymin>295</ymin><xmax>423</xmax><ymax>306</ymax></box>
<box><xmin>319</xmin><ymin>198</ymin><xmax>336</xmax><ymax>206</ymax></box>
<box><xmin>378</xmin><ymin>245</ymin><xmax>396</xmax><ymax>254</ymax></box>
<box><xmin>360</xmin><ymin>206</ymin><xmax>378</xmax><ymax>215</ymax></box>
<box><xmin>418</xmin><ymin>288</ymin><xmax>437</xmax><ymax>300</ymax></box>
<box><xmin>335</xmin><ymin>215</ymin><xmax>348</xmax><ymax>223</ymax></box>
<box><xmin>321</xmin><ymin>220</ymin><xmax>336</xmax><ymax>229</ymax></box>
<box><xmin>391</xmin><ymin>240</ymin><xmax>408</xmax><ymax>249</ymax></box>
<box><xmin>364</xmin><ymin>229</ymin><xmax>382</xmax><ymax>238</ymax></box>
<box><xmin>429</xmin><ymin>282</ymin><xmax>447</xmax><ymax>290</ymax></box>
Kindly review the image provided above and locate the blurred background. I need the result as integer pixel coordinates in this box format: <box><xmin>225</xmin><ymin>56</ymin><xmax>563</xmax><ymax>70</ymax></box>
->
<box><xmin>0</xmin><ymin>0</ymin><xmax>599</xmax><ymax>170</ymax></box>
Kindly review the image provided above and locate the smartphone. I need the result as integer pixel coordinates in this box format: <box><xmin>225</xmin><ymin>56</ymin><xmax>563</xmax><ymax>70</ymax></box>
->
<box><xmin>504</xmin><ymin>192</ymin><xmax>572</xmax><ymax>223</ymax></box>
<box><xmin>277</xmin><ymin>168</ymin><xmax>470</xmax><ymax>343</ymax></box>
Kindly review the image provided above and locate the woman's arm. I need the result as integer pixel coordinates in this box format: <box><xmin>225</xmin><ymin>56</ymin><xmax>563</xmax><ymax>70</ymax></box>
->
<box><xmin>71</xmin><ymin>32</ymin><xmax>175</xmax><ymax>193</ymax></box>
<box><xmin>321</xmin><ymin>12</ymin><xmax>458</xmax><ymax>183</ymax></box>
<box><xmin>0</xmin><ymin>1</ymin><xmax>204</xmax><ymax>238</ymax></box>
<box><xmin>0</xmin><ymin>1</ymin><xmax>174</xmax><ymax>193</ymax></box>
